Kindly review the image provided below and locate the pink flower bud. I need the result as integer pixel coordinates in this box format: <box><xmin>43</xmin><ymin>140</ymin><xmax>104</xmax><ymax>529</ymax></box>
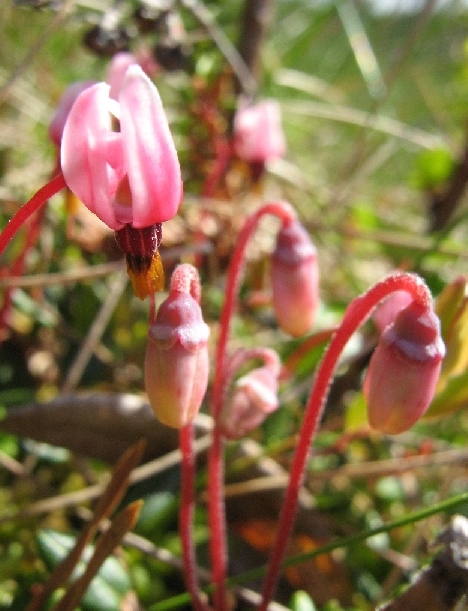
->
<box><xmin>61</xmin><ymin>65</ymin><xmax>182</xmax><ymax>231</ymax></box>
<box><xmin>270</xmin><ymin>220</ymin><xmax>319</xmax><ymax>337</ymax></box>
<box><xmin>363</xmin><ymin>300</ymin><xmax>445</xmax><ymax>434</ymax></box>
<box><xmin>372</xmin><ymin>289</ymin><xmax>414</xmax><ymax>333</ymax></box>
<box><xmin>233</xmin><ymin>100</ymin><xmax>286</xmax><ymax>163</ymax></box>
<box><xmin>145</xmin><ymin>290</ymin><xmax>210</xmax><ymax>428</ymax></box>
<box><xmin>49</xmin><ymin>81</ymin><xmax>96</xmax><ymax>146</ymax></box>
<box><xmin>219</xmin><ymin>366</ymin><xmax>279</xmax><ymax>439</ymax></box>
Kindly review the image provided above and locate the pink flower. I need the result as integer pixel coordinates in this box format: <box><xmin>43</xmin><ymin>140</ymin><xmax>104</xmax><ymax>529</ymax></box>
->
<box><xmin>270</xmin><ymin>220</ymin><xmax>319</xmax><ymax>337</ymax></box>
<box><xmin>145</xmin><ymin>267</ymin><xmax>210</xmax><ymax>428</ymax></box>
<box><xmin>49</xmin><ymin>81</ymin><xmax>96</xmax><ymax>146</ymax></box>
<box><xmin>219</xmin><ymin>365</ymin><xmax>279</xmax><ymax>439</ymax></box>
<box><xmin>61</xmin><ymin>65</ymin><xmax>182</xmax><ymax>231</ymax></box>
<box><xmin>106</xmin><ymin>52</ymin><xmax>138</xmax><ymax>100</ymax></box>
<box><xmin>233</xmin><ymin>100</ymin><xmax>286</xmax><ymax>163</ymax></box>
<box><xmin>363</xmin><ymin>300</ymin><xmax>445</xmax><ymax>434</ymax></box>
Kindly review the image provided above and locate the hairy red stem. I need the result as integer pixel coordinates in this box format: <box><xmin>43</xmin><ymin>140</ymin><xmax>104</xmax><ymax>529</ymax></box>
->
<box><xmin>179</xmin><ymin>424</ymin><xmax>212</xmax><ymax>611</ymax></box>
<box><xmin>0</xmin><ymin>173</ymin><xmax>67</xmax><ymax>258</ymax></box>
<box><xmin>207</xmin><ymin>201</ymin><xmax>296</xmax><ymax>610</ymax></box>
<box><xmin>258</xmin><ymin>272</ymin><xmax>432</xmax><ymax>610</ymax></box>
<box><xmin>0</xmin><ymin>203</ymin><xmax>47</xmax><ymax>338</ymax></box>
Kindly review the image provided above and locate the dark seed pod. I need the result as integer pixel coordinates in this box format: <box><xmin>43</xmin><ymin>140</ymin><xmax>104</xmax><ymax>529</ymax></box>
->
<box><xmin>83</xmin><ymin>25</ymin><xmax>130</xmax><ymax>57</ymax></box>
<box><xmin>133</xmin><ymin>5</ymin><xmax>169</xmax><ymax>34</ymax></box>
<box><xmin>154</xmin><ymin>40</ymin><xmax>189</xmax><ymax>71</ymax></box>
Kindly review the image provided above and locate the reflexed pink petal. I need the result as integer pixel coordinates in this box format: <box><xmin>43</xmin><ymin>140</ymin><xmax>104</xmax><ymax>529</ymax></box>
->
<box><xmin>106</xmin><ymin>52</ymin><xmax>138</xmax><ymax>100</ymax></box>
<box><xmin>49</xmin><ymin>81</ymin><xmax>96</xmax><ymax>146</ymax></box>
<box><xmin>61</xmin><ymin>83</ymin><xmax>124</xmax><ymax>230</ymax></box>
<box><xmin>119</xmin><ymin>65</ymin><xmax>182</xmax><ymax>228</ymax></box>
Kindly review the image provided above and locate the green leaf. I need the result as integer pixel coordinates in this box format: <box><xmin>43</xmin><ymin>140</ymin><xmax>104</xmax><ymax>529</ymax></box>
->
<box><xmin>36</xmin><ymin>530</ymin><xmax>132</xmax><ymax>611</ymax></box>
<box><xmin>426</xmin><ymin>369</ymin><xmax>468</xmax><ymax>418</ymax></box>
<box><xmin>439</xmin><ymin>296</ymin><xmax>468</xmax><ymax>382</ymax></box>
<box><xmin>435</xmin><ymin>276</ymin><xmax>467</xmax><ymax>340</ymax></box>
<box><xmin>344</xmin><ymin>392</ymin><xmax>368</xmax><ymax>431</ymax></box>
<box><xmin>290</xmin><ymin>590</ymin><xmax>317</xmax><ymax>611</ymax></box>
<box><xmin>410</xmin><ymin>148</ymin><xmax>455</xmax><ymax>190</ymax></box>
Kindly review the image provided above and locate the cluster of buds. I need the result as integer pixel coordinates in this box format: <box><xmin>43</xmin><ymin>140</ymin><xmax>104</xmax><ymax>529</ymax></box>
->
<box><xmin>25</xmin><ymin>58</ymin><xmax>450</xmax><ymax>441</ymax></box>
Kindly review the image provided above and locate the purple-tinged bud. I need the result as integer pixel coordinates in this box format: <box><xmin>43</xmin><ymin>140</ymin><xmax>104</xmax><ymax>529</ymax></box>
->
<box><xmin>270</xmin><ymin>220</ymin><xmax>319</xmax><ymax>337</ymax></box>
<box><xmin>220</xmin><ymin>365</ymin><xmax>279</xmax><ymax>439</ymax></box>
<box><xmin>145</xmin><ymin>290</ymin><xmax>210</xmax><ymax>428</ymax></box>
<box><xmin>363</xmin><ymin>300</ymin><xmax>445</xmax><ymax>434</ymax></box>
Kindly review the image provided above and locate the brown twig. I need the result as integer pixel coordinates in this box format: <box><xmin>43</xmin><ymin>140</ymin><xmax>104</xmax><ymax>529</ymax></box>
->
<box><xmin>378</xmin><ymin>515</ymin><xmax>468</xmax><ymax>611</ymax></box>
<box><xmin>429</xmin><ymin>138</ymin><xmax>468</xmax><ymax>231</ymax></box>
<box><xmin>25</xmin><ymin>439</ymin><xmax>146</xmax><ymax>611</ymax></box>
<box><xmin>235</xmin><ymin>0</ymin><xmax>273</xmax><ymax>94</ymax></box>
<box><xmin>51</xmin><ymin>500</ymin><xmax>143</xmax><ymax>611</ymax></box>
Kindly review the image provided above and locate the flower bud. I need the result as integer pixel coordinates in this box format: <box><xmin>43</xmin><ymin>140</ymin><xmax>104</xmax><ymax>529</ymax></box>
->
<box><xmin>145</xmin><ymin>291</ymin><xmax>210</xmax><ymax>428</ymax></box>
<box><xmin>233</xmin><ymin>99</ymin><xmax>286</xmax><ymax>163</ymax></box>
<box><xmin>363</xmin><ymin>300</ymin><xmax>445</xmax><ymax>434</ymax></box>
<box><xmin>219</xmin><ymin>366</ymin><xmax>279</xmax><ymax>439</ymax></box>
<box><xmin>270</xmin><ymin>220</ymin><xmax>319</xmax><ymax>337</ymax></box>
<box><xmin>372</xmin><ymin>290</ymin><xmax>414</xmax><ymax>333</ymax></box>
<box><xmin>49</xmin><ymin>81</ymin><xmax>96</xmax><ymax>146</ymax></box>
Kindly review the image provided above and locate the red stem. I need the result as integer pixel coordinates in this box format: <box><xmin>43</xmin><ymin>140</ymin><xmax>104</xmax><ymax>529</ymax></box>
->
<box><xmin>0</xmin><ymin>173</ymin><xmax>67</xmax><ymax>258</ymax></box>
<box><xmin>179</xmin><ymin>424</ymin><xmax>212</xmax><ymax>611</ymax></box>
<box><xmin>0</xmin><ymin>202</ymin><xmax>47</xmax><ymax>339</ymax></box>
<box><xmin>257</xmin><ymin>272</ymin><xmax>432</xmax><ymax>610</ymax></box>
<box><xmin>207</xmin><ymin>201</ymin><xmax>296</xmax><ymax>610</ymax></box>
<box><xmin>174</xmin><ymin>265</ymin><xmax>209</xmax><ymax>609</ymax></box>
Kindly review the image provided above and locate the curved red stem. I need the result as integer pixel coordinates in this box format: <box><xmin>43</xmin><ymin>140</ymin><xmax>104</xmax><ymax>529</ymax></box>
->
<box><xmin>0</xmin><ymin>173</ymin><xmax>67</xmax><ymax>258</ymax></box>
<box><xmin>207</xmin><ymin>201</ymin><xmax>296</xmax><ymax>611</ymax></box>
<box><xmin>258</xmin><ymin>272</ymin><xmax>432</xmax><ymax>610</ymax></box>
